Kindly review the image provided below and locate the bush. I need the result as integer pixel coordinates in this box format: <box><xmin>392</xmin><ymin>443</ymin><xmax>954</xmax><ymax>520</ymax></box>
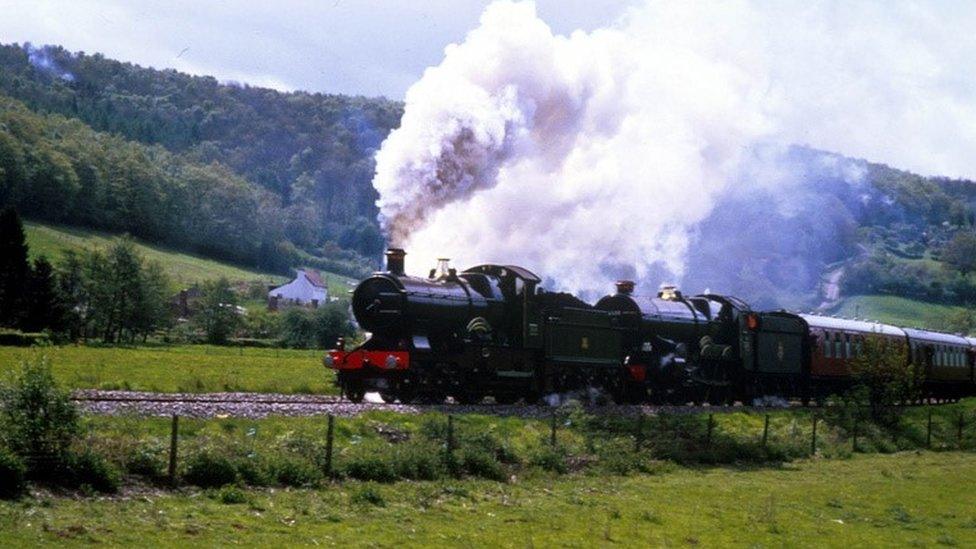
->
<box><xmin>61</xmin><ymin>450</ymin><xmax>120</xmax><ymax>494</ymax></box>
<box><xmin>235</xmin><ymin>456</ymin><xmax>275</xmax><ymax>487</ymax></box>
<box><xmin>350</xmin><ymin>483</ymin><xmax>385</xmax><ymax>507</ymax></box>
<box><xmin>530</xmin><ymin>446</ymin><xmax>568</xmax><ymax>474</ymax></box>
<box><xmin>272</xmin><ymin>456</ymin><xmax>322</xmax><ymax>487</ymax></box>
<box><xmin>0</xmin><ymin>448</ymin><xmax>26</xmax><ymax>499</ymax></box>
<box><xmin>458</xmin><ymin>448</ymin><xmax>506</xmax><ymax>481</ymax></box>
<box><xmin>183</xmin><ymin>452</ymin><xmax>238</xmax><ymax>488</ymax></box>
<box><xmin>125</xmin><ymin>446</ymin><xmax>165</xmax><ymax>479</ymax></box>
<box><xmin>217</xmin><ymin>485</ymin><xmax>248</xmax><ymax>505</ymax></box>
<box><xmin>341</xmin><ymin>452</ymin><xmax>397</xmax><ymax>483</ymax></box>
<box><xmin>0</xmin><ymin>358</ymin><xmax>80</xmax><ymax>474</ymax></box>
<box><xmin>392</xmin><ymin>442</ymin><xmax>444</xmax><ymax>481</ymax></box>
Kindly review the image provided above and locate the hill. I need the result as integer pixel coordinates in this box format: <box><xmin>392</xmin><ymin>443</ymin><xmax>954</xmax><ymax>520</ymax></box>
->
<box><xmin>23</xmin><ymin>221</ymin><xmax>286</xmax><ymax>288</ymax></box>
<box><xmin>0</xmin><ymin>42</ymin><xmax>400</xmax><ymax>272</ymax></box>
<box><xmin>828</xmin><ymin>294</ymin><xmax>972</xmax><ymax>334</ymax></box>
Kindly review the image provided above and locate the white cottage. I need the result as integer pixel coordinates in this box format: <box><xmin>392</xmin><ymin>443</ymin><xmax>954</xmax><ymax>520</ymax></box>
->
<box><xmin>268</xmin><ymin>269</ymin><xmax>329</xmax><ymax>307</ymax></box>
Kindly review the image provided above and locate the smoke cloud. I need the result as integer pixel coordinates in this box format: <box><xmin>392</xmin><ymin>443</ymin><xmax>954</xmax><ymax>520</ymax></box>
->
<box><xmin>373</xmin><ymin>1</ymin><xmax>976</xmax><ymax>299</ymax></box>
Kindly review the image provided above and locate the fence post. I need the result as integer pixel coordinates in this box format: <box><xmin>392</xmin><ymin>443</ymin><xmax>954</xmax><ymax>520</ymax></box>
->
<box><xmin>635</xmin><ymin>413</ymin><xmax>645</xmax><ymax>452</ymax></box>
<box><xmin>762</xmin><ymin>414</ymin><xmax>770</xmax><ymax>449</ymax></box>
<box><xmin>852</xmin><ymin>411</ymin><xmax>858</xmax><ymax>453</ymax></box>
<box><xmin>168</xmin><ymin>414</ymin><xmax>179</xmax><ymax>487</ymax></box>
<box><xmin>325</xmin><ymin>414</ymin><xmax>335</xmax><ymax>476</ymax></box>
<box><xmin>550</xmin><ymin>409</ymin><xmax>558</xmax><ymax>447</ymax></box>
<box><xmin>926</xmin><ymin>407</ymin><xmax>933</xmax><ymax>449</ymax></box>
<box><xmin>706</xmin><ymin>414</ymin><xmax>714</xmax><ymax>449</ymax></box>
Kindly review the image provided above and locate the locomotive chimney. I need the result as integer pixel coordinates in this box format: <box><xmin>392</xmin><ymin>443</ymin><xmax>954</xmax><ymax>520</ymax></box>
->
<box><xmin>385</xmin><ymin>248</ymin><xmax>406</xmax><ymax>275</ymax></box>
<box><xmin>615</xmin><ymin>280</ymin><xmax>635</xmax><ymax>295</ymax></box>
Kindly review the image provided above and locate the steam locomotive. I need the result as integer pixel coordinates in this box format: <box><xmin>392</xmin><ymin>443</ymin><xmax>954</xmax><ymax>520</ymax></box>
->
<box><xmin>325</xmin><ymin>248</ymin><xmax>976</xmax><ymax>404</ymax></box>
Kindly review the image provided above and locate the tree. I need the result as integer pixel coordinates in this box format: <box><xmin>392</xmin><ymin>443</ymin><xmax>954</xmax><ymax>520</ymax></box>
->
<box><xmin>0</xmin><ymin>207</ymin><xmax>29</xmax><ymax>328</ymax></box>
<box><xmin>196</xmin><ymin>277</ymin><xmax>240</xmax><ymax>344</ymax></box>
<box><xmin>22</xmin><ymin>257</ymin><xmax>64</xmax><ymax>333</ymax></box>
<box><xmin>848</xmin><ymin>334</ymin><xmax>918</xmax><ymax>420</ymax></box>
<box><xmin>942</xmin><ymin>231</ymin><xmax>976</xmax><ymax>276</ymax></box>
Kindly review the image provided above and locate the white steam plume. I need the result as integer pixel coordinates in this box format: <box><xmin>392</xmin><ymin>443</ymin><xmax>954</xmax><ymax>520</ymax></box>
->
<box><xmin>373</xmin><ymin>1</ymin><xmax>976</xmax><ymax>295</ymax></box>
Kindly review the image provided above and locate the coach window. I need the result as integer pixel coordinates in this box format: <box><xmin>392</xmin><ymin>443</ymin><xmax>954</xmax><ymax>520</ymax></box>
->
<box><xmin>845</xmin><ymin>334</ymin><xmax>852</xmax><ymax>358</ymax></box>
<box><xmin>823</xmin><ymin>332</ymin><xmax>831</xmax><ymax>358</ymax></box>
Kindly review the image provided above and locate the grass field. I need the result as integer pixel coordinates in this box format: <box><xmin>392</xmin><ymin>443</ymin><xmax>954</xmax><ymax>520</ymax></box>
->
<box><xmin>0</xmin><ymin>345</ymin><xmax>336</xmax><ymax>394</ymax></box>
<box><xmin>0</xmin><ymin>452</ymin><xmax>974</xmax><ymax>547</ymax></box>
<box><xmin>24</xmin><ymin>221</ymin><xmax>287</xmax><ymax>287</ymax></box>
<box><xmin>830</xmin><ymin>294</ymin><xmax>971</xmax><ymax>332</ymax></box>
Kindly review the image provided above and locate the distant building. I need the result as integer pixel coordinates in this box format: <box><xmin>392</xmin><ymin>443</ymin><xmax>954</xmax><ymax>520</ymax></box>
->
<box><xmin>268</xmin><ymin>269</ymin><xmax>329</xmax><ymax>308</ymax></box>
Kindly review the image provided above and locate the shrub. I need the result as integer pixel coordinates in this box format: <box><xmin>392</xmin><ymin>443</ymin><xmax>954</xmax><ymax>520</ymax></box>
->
<box><xmin>341</xmin><ymin>452</ymin><xmax>397</xmax><ymax>483</ymax></box>
<box><xmin>217</xmin><ymin>485</ymin><xmax>248</xmax><ymax>504</ymax></box>
<box><xmin>0</xmin><ymin>448</ymin><xmax>26</xmax><ymax>499</ymax></box>
<box><xmin>350</xmin><ymin>484</ymin><xmax>385</xmax><ymax>507</ymax></box>
<box><xmin>235</xmin><ymin>456</ymin><xmax>275</xmax><ymax>487</ymax></box>
<box><xmin>125</xmin><ymin>446</ymin><xmax>165</xmax><ymax>479</ymax></box>
<box><xmin>272</xmin><ymin>457</ymin><xmax>322</xmax><ymax>487</ymax></box>
<box><xmin>530</xmin><ymin>446</ymin><xmax>568</xmax><ymax>474</ymax></box>
<box><xmin>392</xmin><ymin>442</ymin><xmax>444</xmax><ymax>481</ymax></box>
<box><xmin>62</xmin><ymin>450</ymin><xmax>120</xmax><ymax>494</ymax></box>
<box><xmin>0</xmin><ymin>358</ymin><xmax>80</xmax><ymax>472</ymax></box>
<box><xmin>458</xmin><ymin>448</ymin><xmax>506</xmax><ymax>481</ymax></box>
<box><xmin>184</xmin><ymin>452</ymin><xmax>238</xmax><ymax>488</ymax></box>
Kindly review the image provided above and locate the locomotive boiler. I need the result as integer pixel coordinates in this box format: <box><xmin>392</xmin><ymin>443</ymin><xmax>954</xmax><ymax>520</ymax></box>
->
<box><xmin>327</xmin><ymin>249</ymin><xmax>634</xmax><ymax>403</ymax></box>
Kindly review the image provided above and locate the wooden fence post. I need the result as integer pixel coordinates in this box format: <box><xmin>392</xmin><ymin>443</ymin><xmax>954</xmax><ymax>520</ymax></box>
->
<box><xmin>325</xmin><ymin>414</ymin><xmax>335</xmax><ymax>476</ymax></box>
<box><xmin>811</xmin><ymin>415</ymin><xmax>818</xmax><ymax>455</ymax></box>
<box><xmin>762</xmin><ymin>414</ymin><xmax>770</xmax><ymax>449</ymax></box>
<box><xmin>168</xmin><ymin>414</ymin><xmax>179</xmax><ymax>487</ymax></box>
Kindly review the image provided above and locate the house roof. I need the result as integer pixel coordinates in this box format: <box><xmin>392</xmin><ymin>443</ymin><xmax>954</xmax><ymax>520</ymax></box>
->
<box><xmin>302</xmin><ymin>269</ymin><xmax>327</xmax><ymax>288</ymax></box>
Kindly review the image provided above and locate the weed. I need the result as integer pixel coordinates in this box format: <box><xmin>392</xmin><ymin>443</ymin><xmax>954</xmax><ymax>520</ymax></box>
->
<box><xmin>350</xmin><ymin>484</ymin><xmax>386</xmax><ymax>507</ymax></box>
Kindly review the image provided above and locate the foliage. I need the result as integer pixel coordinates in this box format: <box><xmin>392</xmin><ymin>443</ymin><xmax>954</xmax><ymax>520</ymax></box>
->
<box><xmin>194</xmin><ymin>277</ymin><xmax>241</xmax><ymax>344</ymax></box>
<box><xmin>0</xmin><ymin>448</ymin><xmax>26</xmax><ymax>499</ymax></box>
<box><xmin>0</xmin><ymin>43</ymin><xmax>401</xmax><ymax>273</ymax></box>
<box><xmin>279</xmin><ymin>303</ymin><xmax>355</xmax><ymax>349</ymax></box>
<box><xmin>942</xmin><ymin>231</ymin><xmax>976</xmax><ymax>276</ymax></box>
<box><xmin>0</xmin><ymin>357</ymin><xmax>80</xmax><ymax>465</ymax></box>
<box><xmin>59</xmin><ymin>238</ymin><xmax>172</xmax><ymax>342</ymax></box>
<box><xmin>183</xmin><ymin>451</ymin><xmax>238</xmax><ymax>488</ymax></box>
<box><xmin>350</xmin><ymin>484</ymin><xmax>386</xmax><ymax>507</ymax></box>
<box><xmin>217</xmin><ymin>485</ymin><xmax>249</xmax><ymax>505</ymax></box>
<box><xmin>848</xmin><ymin>335</ymin><xmax>918</xmax><ymax>419</ymax></box>
<box><xmin>60</xmin><ymin>449</ymin><xmax>120</xmax><ymax>494</ymax></box>
<box><xmin>0</xmin><ymin>207</ymin><xmax>29</xmax><ymax>328</ymax></box>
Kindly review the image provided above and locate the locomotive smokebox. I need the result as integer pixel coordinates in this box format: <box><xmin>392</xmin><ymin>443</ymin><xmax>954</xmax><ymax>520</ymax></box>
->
<box><xmin>616</xmin><ymin>280</ymin><xmax>635</xmax><ymax>295</ymax></box>
<box><xmin>385</xmin><ymin>248</ymin><xmax>406</xmax><ymax>275</ymax></box>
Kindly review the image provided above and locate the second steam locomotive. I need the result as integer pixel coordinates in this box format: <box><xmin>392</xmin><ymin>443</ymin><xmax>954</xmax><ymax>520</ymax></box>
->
<box><xmin>327</xmin><ymin>249</ymin><xmax>976</xmax><ymax>404</ymax></box>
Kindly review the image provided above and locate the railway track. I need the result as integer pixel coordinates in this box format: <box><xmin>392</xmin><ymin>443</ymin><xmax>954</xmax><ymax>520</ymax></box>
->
<box><xmin>71</xmin><ymin>390</ymin><xmax>959</xmax><ymax>420</ymax></box>
<box><xmin>71</xmin><ymin>389</ymin><xmax>754</xmax><ymax>419</ymax></box>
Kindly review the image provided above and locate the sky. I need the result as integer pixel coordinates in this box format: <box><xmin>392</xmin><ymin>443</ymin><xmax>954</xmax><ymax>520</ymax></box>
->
<box><xmin>0</xmin><ymin>0</ymin><xmax>638</xmax><ymax>98</ymax></box>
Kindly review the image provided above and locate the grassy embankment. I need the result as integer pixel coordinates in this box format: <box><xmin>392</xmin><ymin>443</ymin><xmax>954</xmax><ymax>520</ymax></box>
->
<box><xmin>23</xmin><ymin>221</ymin><xmax>359</xmax><ymax>297</ymax></box>
<box><xmin>0</xmin><ymin>345</ymin><xmax>336</xmax><ymax>394</ymax></box>
<box><xmin>1</xmin><ymin>405</ymin><xmax>975</xmax><ymax>546</ymax></box>
<box><xmin>830</xmin><ymin>295</ymin><xmax>971</xmax><ymax>332</ymax></box>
